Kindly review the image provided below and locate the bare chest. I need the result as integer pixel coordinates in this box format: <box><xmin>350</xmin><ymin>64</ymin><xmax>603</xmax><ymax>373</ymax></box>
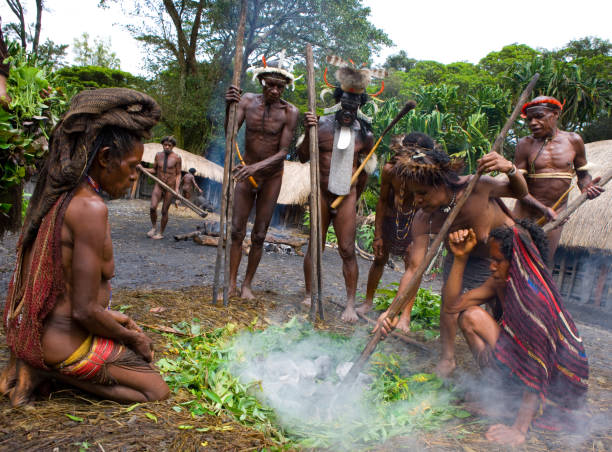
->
<box><xmin>527</xmin><ymin>138</ymin><xmax>575</xmax><ymax>173</ymax></box>
<box><xmin>245</xmin><ymin>103</ymin><xmax>287</xmax><ymax>137</ymax></box>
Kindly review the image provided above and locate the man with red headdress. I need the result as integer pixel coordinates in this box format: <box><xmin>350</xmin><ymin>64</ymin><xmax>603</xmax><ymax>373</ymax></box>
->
<box><xmin>513</xmin><ymin>96</ymin><xmax>603</xmax><ymax>263</ymax></box>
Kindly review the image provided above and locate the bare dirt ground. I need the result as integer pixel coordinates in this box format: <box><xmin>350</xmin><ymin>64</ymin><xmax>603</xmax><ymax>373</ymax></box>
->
<box><xmin>0</xmin><ymin>199</ymin><xmax>610</xmax><ymax>451</ymax></box>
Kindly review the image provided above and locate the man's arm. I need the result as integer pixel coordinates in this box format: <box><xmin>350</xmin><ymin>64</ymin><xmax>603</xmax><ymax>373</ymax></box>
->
<box><xmin>572</xmin><ymin>132</ymin><xmax>604</xmax><ymax>199</ymax></box>
<box><xmin>298</xmin><ymin>112</ymin><xmax>319</xmax><ymax>163</ymax></box>
<box><xmin>224</xmin><ymin>86</ymin><xmax>247</xmax><ymax>133</ymax></box>
<box><xmin>478</xmin><ymin>151</ymin><xmax>528</xmax><ymax>199</ymax></box>
<box><xmin>233</xmin><ymin>105</ymin><xmax>299</xmax><ymax>182</ymax></box>
<box><xmin>175</xmin><ymin>155</ymin><xmax>182</xmax><ymax>192</ymax></box>
<box><xmin>373</xmin><ymin>165</ymin><xmax>392</xmax><ymax>258</ymax></box>
<box><xmin>68</xmin><ymin>199</ymin><xmax>153</xmax><ymax>361</ymax></box>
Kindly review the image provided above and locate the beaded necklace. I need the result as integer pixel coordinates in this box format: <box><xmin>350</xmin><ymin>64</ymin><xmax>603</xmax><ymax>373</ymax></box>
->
<box><xmin>86</xmin><ymin>175</ymin><xmax>102</xmax><ymax>195</ymax></box>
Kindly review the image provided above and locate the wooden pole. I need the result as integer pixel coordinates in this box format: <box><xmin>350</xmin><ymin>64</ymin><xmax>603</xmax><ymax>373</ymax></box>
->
<box><xmin>212</xmin><ymin>0</ymin><xmax>248</xmax><ymax>306</ymax></box>
<box><xmin>305</xmin><ymin>43</ymin><xmax>323</xmax><ymax>321</ymax></box>
<box><xmin>343</xmin><ymin>73</ymin><xmax>540</xmax><ymax>384</ymax></box>
<box><xmin>330</xmin><ymin>100</ymin><xmax>417</xmax><ymax>210</ymax></box>
<box><xmin>543</xmin><ymin>167</ymin><xmax>612</xmax><ymax>233</ymax></box>
<box><xmin>137</xmin><ymin>166</ymin><xmax>207</xmax><ymax>217</ymax></box>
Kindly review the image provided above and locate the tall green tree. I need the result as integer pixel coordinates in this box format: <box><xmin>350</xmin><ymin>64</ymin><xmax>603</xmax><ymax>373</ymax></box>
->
<box><xmin>99</xmin><ymin>0</ymin><xmax>391</xmax><ymax>153</ymax></box>
<box><xmin>72</xmin><ymin>33</ymin><xmax>121</xmax><ymax>69</ymax></box>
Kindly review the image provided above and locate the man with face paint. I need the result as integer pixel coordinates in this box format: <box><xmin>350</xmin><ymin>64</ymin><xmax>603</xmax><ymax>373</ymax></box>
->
<box><xmin>299</xmin><ymin>60</ymin><xmax>379</xmax><ymax>323</ymax></box>
<box><xmin>146</xmin><ymin>136</ymin><xmax>182</xmax><ymax>240</ymax></box>
<box><xmin>224</xmin><ymin>55</ymin><xmax>299</xmax><ymax>300</ymax></box>
<box><xmin>513</xmin><ymin>96</ymin><xmax>603</xmax><ymax>263</ymax></box>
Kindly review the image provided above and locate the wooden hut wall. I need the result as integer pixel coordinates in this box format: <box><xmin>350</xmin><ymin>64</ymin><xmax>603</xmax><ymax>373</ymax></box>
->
<box><xmin>552</xmin><ymin>247</ymin><xmax>611</xmax><ymax>309</ymax></box>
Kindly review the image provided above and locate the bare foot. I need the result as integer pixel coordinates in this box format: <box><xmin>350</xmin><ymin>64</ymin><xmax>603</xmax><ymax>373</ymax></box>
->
<box><xmin>240</xmin><ymin>285</ymin><xmax>255</xmax><ymax>300</ymax></box>
<box><xmin>355</xmin><ymin>302</ymin><xmax>373</xmax><ymax>316</ymax></box>
<box><xmin>0</xmin><ymin>359</ymin><xmax>17</xmax><ymax>396</ymax></box>
<box><xmin>341</xmin><ymin>305</ymin><xmax>359</xmax><ymax>323</ymax></box>
<box><xmin>228</xmin><ymin>285</ymin><xmax>240</xmax><ymax>298</ymax></box>
<box><xmin>434</xmin><ymin>358</ymin><xmax>456</xmax><ymax>378</ymax></box>
<box><xmin>9</xmin><ymin>360</ymin><xmax>45</xmax><ymax>407</ymax></box>
<box><xmin>395</xmin><ymin>317</ymin><xmax>411</xmax><ymax>333</ymax></box>
<box><xmin>151</xmin><ymin>233</ymin><xmax>164</xmax><ymax>240</ymax></box>
<box><xmin>147</xmin><ymin>228</ymin><xmax>157</xmax><ymax>238</ymax></box>
<box><xmin>485</xmin><ymin>424</ymin><xmax>526</xmax><ymax>446</ymax></box>
<box><xmin>302</xmin><ymin>293</ymin><xmax>312</xmax><ymax>307</ymax></box>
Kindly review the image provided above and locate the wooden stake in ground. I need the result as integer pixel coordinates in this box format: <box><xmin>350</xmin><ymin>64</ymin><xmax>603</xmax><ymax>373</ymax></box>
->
<box><xmin>343</xmin><ymin>73</ymin><xmax>540</xmax><ymax>384</ymax></box>
<box><xmin>212</xmin><ymin>0</ymin><xmax>248</xmax><ymax>306</ymax></box>
<box><xmin>543</xmin><ymin>167</ymin><xmax>612</xmax><ymax>233</ymax></box>
<box><xmin>330</xmin><ymin>100</ymin><xmax>417</xmax><ymax>210</ymax></box>
<box><xmin>305</xmin><ymin>43</ymin><xmax>323</xmax><ymax>321</ymax></box>
<box><xmin>137</xmin><ymin>166</ymin><xmax>207</xmax><ymax>217</ymax></box>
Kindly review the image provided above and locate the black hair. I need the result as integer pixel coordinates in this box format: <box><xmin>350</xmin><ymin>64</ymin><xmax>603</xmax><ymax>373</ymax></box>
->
<box><xmin>403</xmin><ymin>132</ymin><xmax>435</xmax><ymax>150</ymax></box>
<box><xmin>161</xmin><ymin>135</ymin><xmax>177</xmax><ymax>146</ymax></box>
<box><xmin>189</xmin><ymin>168</ymin><xmax>196</xmax><ymax>174</ymax></box>
<box><xmin>489</xmin><ymin>219</ymin><xmax>549</xmax><ymax>262</ymax></box>
<box><xmin>333</xmin><ymin>87</ymin><xmax>369</xmax><ymax>107</ymax></box>
<box><xmin>90</xmin><ymin>126</ymin><xmax>142</xmax><ymax>165</ymax></box>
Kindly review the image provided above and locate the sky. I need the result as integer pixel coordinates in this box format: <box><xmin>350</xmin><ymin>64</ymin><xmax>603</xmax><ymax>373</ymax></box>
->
<box><xmin>1</xmin><ymin>0</ymin><xmax>611</xmax><ymax>75</ymax></box>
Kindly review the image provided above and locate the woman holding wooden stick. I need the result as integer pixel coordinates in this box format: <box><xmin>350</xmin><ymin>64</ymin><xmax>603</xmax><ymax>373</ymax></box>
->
<box><xmin>376</xmin><ymin>149</ymin><xmax>528</xmax><ymax>377</ymax></box>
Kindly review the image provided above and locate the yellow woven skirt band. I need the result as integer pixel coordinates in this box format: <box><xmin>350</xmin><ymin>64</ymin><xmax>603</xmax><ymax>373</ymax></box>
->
<box><xmin>526</xmin><ymin>172</ymin><xmax>574</xmax><ymax>179</ymax></box>
<box><xmin>56</xmin><ymin>334</ymin><xmax>93</xmax><ymax>368</ymax></box>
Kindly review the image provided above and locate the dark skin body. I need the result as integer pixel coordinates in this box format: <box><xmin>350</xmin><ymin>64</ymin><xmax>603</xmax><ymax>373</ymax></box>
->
<box><xmin>376</xmin><ymin>152</ymin><xmax>528</xmax><ymax>375</ymax></box>
<box><xmin>358</xmin><ymin>162</ymin><xmax>413</xmax><ymax>316</ymax></box>
<box><xmin>514</xmin><ymin>104</ymin><xmax>603</xmax><ymax>262</ymax></box>
<box><xmin>299</xmin><ymin>95</ymin><xmax>374</xmax><ymax>323</ymax></box>
<box><xmin>441</xmin><ymin>229</ymin><xmax>538</xmax><ymax>446</ymax></box>
<box><xmin>147</xmin><ymin>141</ymin><xmax>182</xmax><ymax>239</ymax></box>
<box><xmin>3</xmin><ymin>142</ymin><xmax>169</xmax><ymax>406</ymax></box>
<box><xmin>225</xmin><ymin>77</ymin><xmax>299</xmax><ymax>300</ymax></box>
<box><xmin>179</xmin><ymin>172</ymin><xmax>202</xmax><ymax>201</ymax></box>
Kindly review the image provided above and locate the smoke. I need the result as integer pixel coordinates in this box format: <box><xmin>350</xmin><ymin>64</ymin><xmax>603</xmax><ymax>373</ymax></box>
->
<box><xmin>225</xmin><ymin>318</ymin><xmax>459</xmax><ymax>450</ymax></box>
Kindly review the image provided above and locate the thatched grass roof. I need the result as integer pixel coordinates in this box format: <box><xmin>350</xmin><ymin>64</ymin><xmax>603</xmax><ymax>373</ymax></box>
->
<box><xmin>142</xmin><ymin>143</ymin><xmax>224</xmax><ymax>182</ymax></box>
<box><xmin>502</xmin><ymin>140</ymin><xmax>612</xmax><ymax>253</ymax></box>
<box><xmin>142</xmin><ymin>143</ymin><xmax>311</xmax><ymax>206</ymax></box>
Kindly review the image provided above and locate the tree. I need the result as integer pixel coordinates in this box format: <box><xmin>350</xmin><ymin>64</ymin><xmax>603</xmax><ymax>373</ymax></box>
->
<box><xmin>479</xmin><ymin>43</ymin><xmax>540</xmax><ymax>75</ymax></box>
<box><xmin>384</xmin><ymin>50</ymin><xmax>416</xmax><ymax>72</ymax></box>
<box><xmin>72</xmin><ymin>33</ymin><xmax>121</xmax><ymax>69</ymax></box>
<box><xmin>4</xmin><ymin>0</ymin><xmax>43</xmax><ymax>55</ymax></box>
<box><xmin>99</xmin><ymin>0</ymin><xmax>392</xmax><ymax>152</ymax></box>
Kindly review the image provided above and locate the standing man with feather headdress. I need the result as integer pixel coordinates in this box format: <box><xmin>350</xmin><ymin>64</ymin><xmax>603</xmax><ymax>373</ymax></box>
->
<box><xmin>224</xmin><ymin>52</ymin><xmax>299</xmax><ymax>300</ymax></box>
<box><xmin>299</xmin><ymin>56</ymin><xmax>386</xmax><ymax>323</ymax></box>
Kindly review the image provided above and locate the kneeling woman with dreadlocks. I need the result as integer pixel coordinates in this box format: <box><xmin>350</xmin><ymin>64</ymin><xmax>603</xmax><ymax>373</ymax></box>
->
<box><xmin>443</xmin><ymin>221</ymin><xmax>588</xmax><ymax>445</ymax></box>
<box><xmin>1</xmin><ymin>88</ymin><xmax>170</xmax><ymax>406</ymax></box>
<box><xmin>376</xmin><ymin>148</ymin><xmax>528</xmax><ymax>375</ymax></box>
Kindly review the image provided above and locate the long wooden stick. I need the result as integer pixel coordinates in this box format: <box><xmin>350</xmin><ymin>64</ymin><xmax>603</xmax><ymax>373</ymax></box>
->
<box><xmin>343</xmin><ymin>73</ymin><xmax>540</xmax><ymax>384</ymax></box>
<box><xmin>137</xmin><ymin>166</ymin><xmax>207</xmax><ymax>217</ymax></box>
<box><xmin>213</xmin><ymin>0</ymin><xmax>248</xmax><ymax>306</ymax></box>
<box><xmin>536</xmin><ymin>185</ymin><xmax>574</xmax><ymax>226</ymax></box>
<box><xmin>330</xmin><ymin>100</ymin><xmax>417</xmax><ymax>209</ymax></box>
<box><xmin>235</xmin><ymin>142</ymin><xmax>258</xmax><ymax>188</ymax></box>
<box><xmin>543</xmin><ymin>167</ymin><xmax>612</xmax><ymax>233</ymax></box>
<box><xmin>305</xmin><ymin>43</ymin><xmax>323</xmax><ymax>321</ymax></box>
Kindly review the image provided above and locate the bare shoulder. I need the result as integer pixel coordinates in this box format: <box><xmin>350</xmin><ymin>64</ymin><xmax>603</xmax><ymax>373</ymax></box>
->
<box><xmin>564</xmin><ymin>130</ymin><xmax>584</xmax><ymax>147</ymax></box>
<box><xmin>241</xmin><ymin>92</ymin><xmax>258</xmax><ymax>106</ymax></box>
<box><xmin>515</xmin><ymin>136</ymin><xmax>534</xmax><ymax>157</ymax></box>
<box><xmin>65</xmin><ymin>194</ymin><xmax>108</xmax><ymax>234</ymax></box>
<box><xmin>285</xmin><ymin>102</ymin><xmax>299</xmax><ymax>119</ymax></box>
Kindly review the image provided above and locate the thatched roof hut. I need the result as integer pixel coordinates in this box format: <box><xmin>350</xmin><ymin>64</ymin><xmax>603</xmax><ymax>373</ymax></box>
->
<box><xmin>502</xmin><ymin>140</ymin><xmax>612</xmax><ymax>253</ymax></box>
<box><xmin>142</xmin><ymin>143</ymin><xmax>224</xmax><ymax>182</ymax></box>
<box><xmin>142</xmin><ymin>143</ymin><xmax>311</xmax><ymax>206</ymax></box>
